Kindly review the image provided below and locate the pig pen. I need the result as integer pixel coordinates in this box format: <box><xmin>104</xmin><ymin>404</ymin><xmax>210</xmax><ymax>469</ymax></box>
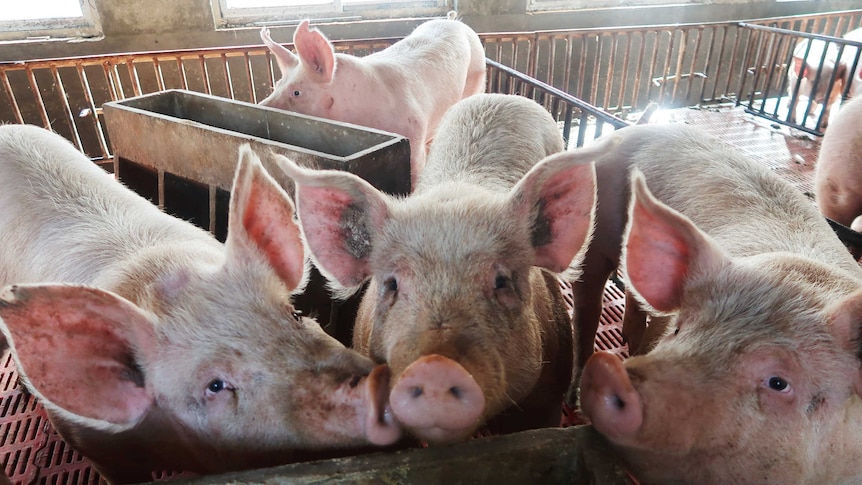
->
<box><xmin>0</xmin><ymin>9</ymin><xmax>861</xmax><ymax>484</ymax></box>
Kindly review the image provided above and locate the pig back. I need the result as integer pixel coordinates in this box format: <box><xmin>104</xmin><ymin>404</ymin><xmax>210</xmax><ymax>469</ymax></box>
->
<box><xmin>607</xmin><ymin>124</ymin><xmax>858</xmax><ymax>275</ymax></box>
<box><xmin>416</xmin><ymin>93</ymin><xmax>565</xmax><ymax>193</ymax></box>
<box><xmin>0</xmin><ymin>124</ymin><xmax>220</xmax><ymax>287</ymax></box>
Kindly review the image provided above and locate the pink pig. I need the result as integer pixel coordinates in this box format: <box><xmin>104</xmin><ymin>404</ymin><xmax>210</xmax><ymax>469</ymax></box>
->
<box><xmin>815</xmin><ymin>95</ymin><xmax>862</xmax><ymax>238</ymax></box>
<box><xmin>259</xmin><ymin>14</ymin><xmax>486</xmax><ymax>188</ymax></box>
<box><xmin>0</xmin><ymin>125</ymin><xmax>400</xmax><ymax>484</ymax></box>
<box><xmin>277</xmin><ymin>94</ymin><xmax>604</xmax><ymax>444</ymax></box>
<box><xmin>578</xmin><ymin>124</ymin><xmax>862</xmax><ymax>485</ymax></box>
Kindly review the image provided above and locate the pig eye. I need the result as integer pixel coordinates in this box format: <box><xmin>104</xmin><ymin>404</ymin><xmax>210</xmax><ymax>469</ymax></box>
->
<box><xmin>291</xmin><ymin>89</ymin><xmax>301</xmax><ymax>97</ymax></box>
<box><xmin>206</xmin><ymin>379</ymin><xmax>234</xmax><ymax>395</ymax></box>
<box><xmin>494</xmin><ymin>274</ymin><xmax>510</xmax><ymax>290</ymax></box>
<box><xmin>767</xmin><ymin>376</ymin><xmax>790</xmax><ymax>392</ymax></box>
<box><xmin>383</xmin><ymin>277</ymin><xmax>398</xmax><ymax>293</ymax></box>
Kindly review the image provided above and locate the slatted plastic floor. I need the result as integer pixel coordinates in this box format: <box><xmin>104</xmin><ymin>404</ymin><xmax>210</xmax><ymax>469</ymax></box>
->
<box><xmin>0</xmin><ymin>104</ymin><xmax>823</xmax><ymax>484</ymax></box>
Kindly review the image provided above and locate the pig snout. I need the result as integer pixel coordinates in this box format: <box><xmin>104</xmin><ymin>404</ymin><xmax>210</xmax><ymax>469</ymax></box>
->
<box><xmin>580</xmin><ymin>351</ymin><xmax>643</xmax><ymax>444</ymax></box>
<box><xmin>389</xmin><ymin>354</ymin><xmax>485</xmax><ymax>444</ymax></box>
<box><xmin>357</xmin><ymin>364</ymin><xmax>402</xmax><ymax>446</ymax></box>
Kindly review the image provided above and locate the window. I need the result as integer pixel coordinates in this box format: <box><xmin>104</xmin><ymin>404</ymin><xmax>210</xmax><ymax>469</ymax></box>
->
<box><xmin>528</xmin><ymin>0</ymin><xmax>699</xmax><ymax>12</ymax></box>
<box><xmin>0</xmin><ymin>0</ymin><xmax>100</xmax><ymax>41</ymax></box>
<box><xmin>213</xmin><ymin>0</ymin><xmax>450</xmax><ymax>28</ymax></box>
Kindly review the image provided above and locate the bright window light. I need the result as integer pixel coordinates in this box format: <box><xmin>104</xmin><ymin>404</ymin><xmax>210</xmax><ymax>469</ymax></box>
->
<box><xmin>0</xmin><ymin>0</ymin><xmax>83</xmax><ymax>21</ymax></box>
<box><xmin>226</xmin><ymin>0</ymin><xmax>331</xmax><ymax>7</ymax></box>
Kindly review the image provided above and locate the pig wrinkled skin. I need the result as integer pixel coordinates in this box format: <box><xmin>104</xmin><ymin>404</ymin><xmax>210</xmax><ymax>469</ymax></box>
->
<box><xmin>577</xmin><ymin>124</ymin><xmax>862</xmax><ymax>485</ymax></box>
<box><xmin>815</xmin><ymin>96</ymin><xmax>862</xmax><ymax>236</ymax></box>
<box><xmin>278</xmin><ymin>94</ymin><xmax>605</xmax><ymax>444</ymax></box>
<box><xmin>0</xmin><ymin>125</ymin><xmax>400</xmax><ymax>484</ymax></box>
<box><xmin>787</xmin><ymin>37</ymin><xmax>846</xmax><ymax>128</ymax></box>
<box><xmin>259</xmin><ymin>14</ymin><xmax>486</xmax><ymax>188</ymax></box>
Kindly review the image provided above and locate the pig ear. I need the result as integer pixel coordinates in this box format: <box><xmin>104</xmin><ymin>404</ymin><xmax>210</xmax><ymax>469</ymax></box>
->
<box><xmin>623</xmin><ymin>170</ymin><xmax>728</xmax><ymax>313</ymax></box>
<box><xmin>823</xmin><ymin>288</ymin><xmax>862</xmax><ymax>395</ymax></box>
<box><xmin>226</xmin><ymin>145</ymin><xmax>307</xmax><ymax>292</ymax></box>
<box><xmin>508</xmin><ymin>141</ymin><xmax>611</xmax><ymax>273</ymax></box>
<box><xmin>0</xmin><ymin>284</ymin><xmax>156</xmax><ymax>431</ymax></box>
<box><xmin>275</xmin><ymin>155</ymin><xmax>390</xmax><ymax>290</ymax></box>
<box><xmin>293</xmin><ymin>20</ymin><xmax>335</xmax><ymax>83</ymax></box>
<box><xmin>261</xmin><ymin>27</ymin><xmax>299</xmax><ymax>74</ymax></box>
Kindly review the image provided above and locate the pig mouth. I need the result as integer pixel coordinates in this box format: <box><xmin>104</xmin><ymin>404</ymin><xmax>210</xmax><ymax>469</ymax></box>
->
<box><xmin>364</xmin><ymin>364</ymin><xmax>402</xmax><ymax>446</ymax></box>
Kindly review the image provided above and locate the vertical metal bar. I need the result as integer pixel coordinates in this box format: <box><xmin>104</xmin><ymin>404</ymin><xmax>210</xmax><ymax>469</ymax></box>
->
<box><xmin>577</xmin><ymin>35</ymin><xmax>587</xmax><ymax>100</ymax></box>
<box><xmin>616</xmin><ymin>32</ymin><xmax>631</xmax><ymax>112</ymax></box>
<box><xmin>725</xmin><ymin>24</ymin><xmax>744</xmax><ymax>104</ymax></box>
<box><xmin>153</xmin><ymin>58</ymin><xmax>166</xmax><ymax>91</ymax></box>
<box><xmin>657</xmin><ymin>30</ymin><xmax>677</xmax><ymax>105</ymax></box>
<box><xmin>576</xmin><ymin>110</ymin><xmax>588</xmax><ymax>148</ymax></box>
<box><xmin>125</xmin><ymin>59</ymin><xmax>142</xmax><ymax>97</ymax></box>
<box><xmin>645</xmin><ymin>30</ymin><xmax>662</xmax><ymax>105</ymax></box>
<box><xmin>158</xmin><ymin>169</ymin><xmax>166</xmax><ymax>210</ymax></box>
<box><xmin>209</xmin><ymin>185</ymin><xmax>217</xmax><ymax>234</ymax></box>
<box><xmin>743</xmin><ymin>29</ymin><xmax>765</xmax><ymax>110</ymax></box>
<box><xmin>561</xmin><ymin>35</ymin><xmax>574</xmax><ymax>103</ymax></box>
<box><xmin>25</xmin><ymin>67</ymin><xmax>51</xmax><ymax>129</ymax></box>
<box><xmin>684</xmin><ymin>26</ymin><xmax>704</xmax><ymax>105</ymax></box>
<box><xmin>602</xmin><ymin>33</ymin><xmax>618</xmax><ymax>110</ymax></box>
<box><xmin>1</xmin><ymin>70</ymin><xmax>24</xmax><ymax>124</ymax></box>
<box><xmin>547</xmin><ymin>35</ymin><xmax>557</xmax><ymax>89</ymax></box>
<box><xmin>222</xmin><ymin>53</ymin><xmax>235</xmax><ymax>99</ymax></box>
<box><xmin>561</xmin><ymin>104</ymin><xmax>573</xmax><ymax>148</ymax></box>
<box><xmin>76</xmin><ymin>63</ymin><xmax>111</xmax><ymax>160</ymax></box>
<box><xmin>244</xmin><ymin>52</ymin><xmax>257</xmax><ymax>104</ymax></box>
<box><xmin>199</xmin><ymin>55</ymin><xmax>212</xmax><ymax>94</ymax></box>
<box><xmin>701</xmin><ymin>25</ymin><xmax>720</xmax><ymax>103</ymax></box>
<box><xmin>177</xmin><ymin>57</ymin><xmax>189</xmax><ymax>90</ymax></box>
<box><xmin>589</xmin><ymin>34</ymin><xmax>604</xmax><ymax>105</ymax></box>
<box><xmin>669</xmin><ymin>29</ymin><xmax>687</xmax><ymax>105</ymax></box>
<box><xmin>50</xmin><ymin>66</ymin><xmax>84</xmax><ymax>151</ymax></box>
<box><xmin>630</xmin><ymin>31</ymin><xmax>647</xmax><ymax>110</ymax></box>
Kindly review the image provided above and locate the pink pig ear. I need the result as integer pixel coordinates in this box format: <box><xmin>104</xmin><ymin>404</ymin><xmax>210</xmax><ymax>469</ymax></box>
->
<box><xmin>261</xmin><ymin>27</ymin><xmax>299</xmax><ymax>74</ymax></box>
<box><xmin>623</xmin><ymin>171</ymin><xmax>728</xmax><ymax>313</ymax></box>
<box><xmin>509</xmin><ymin>146</ymin><xmax>602</xmax><ymax>274</ymax></box>
<box><xmin>226</xmin><ymin>145</ymin><xmax>307</xmax><ymax>292</ymax></box>
<box><xmin>823</xmin><ymin>288</ymin><xmax>862</xmax><ymax>395</ymax></box>
<box><xmin>293</xmin><ymin>20</ymin><xmax>335</xmax><ymax>83</ymax></box>
<box><xmin>0</xmin><ymin>284</ymin><xmax>156</xmax><ymax>431</ymax></box>
<box><xmin>275</xmin><ymin>155</ymin><xmax>390</xmax><ymax>290</ymax></box>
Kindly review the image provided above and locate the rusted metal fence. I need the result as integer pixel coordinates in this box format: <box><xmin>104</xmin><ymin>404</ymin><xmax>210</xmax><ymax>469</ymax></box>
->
<box><xmin>2</xmin><ymin>9</ymin><xmax>862</xmax><ymax>162</ymax></box>
<box><xmin>734</xmin><ymin>22</ymin><xmax>862</xmax><ymax>135</ymax></box>
<box><xmin>482</xmin><ymin>9</ymin><xmax>862</xmax><ymax>118</ymax></box>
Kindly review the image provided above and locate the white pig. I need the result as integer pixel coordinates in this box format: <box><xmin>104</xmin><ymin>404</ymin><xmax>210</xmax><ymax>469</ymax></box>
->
<box><xmin>259</xmin><ymin>14</ymin><xmax>486</xmax><ymax>188</ymax></box>
<box><xmin>815</xmin><ymin>95</ymin><xmax>862</xmax><ymax>237</ymax></box>
<box><xmin>577</xmin><ymin>124</ymin><xmax>862</xmax><ymax>485</ymax></box>
<box><xmin>838</xmin><ymin>28</ymin><xmax>862</xmax><ymax>99</ymax></box>
<box><xmin>787</xmin><ymin>37</ymin><xmax>845</xmax><ymax>128</ymax></box>
<box><xmin>277</xmin><ymin>94</ymin><xmax>605</xmax><ymax>444</ymax></box>
<box><xmin>0</xmin><ymin>124</ymin><xmax>400</xmax><ymax>484</ymax></box>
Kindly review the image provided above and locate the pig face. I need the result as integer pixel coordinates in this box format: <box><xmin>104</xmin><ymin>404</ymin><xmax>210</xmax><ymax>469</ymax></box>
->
<box><xmin>580</xmin><ymin>173</ymin><xmax>862</xmax><ymax>485</ymax></box>
<box><xmin>277</xmin><ymin>146</ymin><xmax>600</xmax><ymax>444</ymax></box>
<box><xmin>0</xmin><ymin>145</ymin><xmax>399</xmax><ymax>481</ymax></box>
<box><xmin>259</xmin><ymin>22</ymin><xmax>336</xmax><ymax>117</ymax></box>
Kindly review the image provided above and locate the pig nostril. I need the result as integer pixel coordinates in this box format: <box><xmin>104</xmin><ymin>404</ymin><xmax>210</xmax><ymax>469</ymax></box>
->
<box><xmin>410</xmin><ymin>386</ymin><xmax>424</xmax><ymax>399</ymax></box>
<box><xmin>613</xmin><ymin>395</ymin><xmax>626</xmax><ymax>410</ymax></box>
<box><xmin>449</xmin><ymin>386</ymin><xmax>462</xmax><ymax>399</ymax></box>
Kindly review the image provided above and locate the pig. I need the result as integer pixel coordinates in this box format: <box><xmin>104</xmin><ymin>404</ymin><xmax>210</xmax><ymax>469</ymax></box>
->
<box><xmin>576</xmin><ymin>123</ymin><xmax>862</xmax><ymax>485</ymax></box>
<box><xmin>0</xmin><ymin>124</ymin><xmax>400</xmax><ymax>484</ymax></box>
<box><xmin>259</xmin><ymin>13</ymin><xmax>487</xmax><ymax>188</ymax></box>
<box><xmin>786</xmin><ymin>37</ymin><xmax>845</xmax><ymax>128</ymax></box>
<box><xmin>838</xmin><ymin>28</ymin><xmax>862</xmax><ymax>99</ymax></box>
<box><xmin>815</xmin><ymin>95</ymin><xmax>862</xmax><ymax>241</ymax></box>
<box><xmin>276</xmin><ymin>93</ymin><xmax>606</xmax><ymax>444</ymax></box>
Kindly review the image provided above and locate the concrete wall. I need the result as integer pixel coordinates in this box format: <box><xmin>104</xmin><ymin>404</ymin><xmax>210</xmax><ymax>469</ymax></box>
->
<box><xmin>1</xmin><ymin>0</ymin><xmax>860</xmax><ymax>62</ymax></box>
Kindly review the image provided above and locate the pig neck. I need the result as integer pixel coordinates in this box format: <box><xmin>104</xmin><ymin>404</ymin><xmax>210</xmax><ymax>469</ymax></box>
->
<box><xmin>327</xmin><ymin>55</ymin><xmax>422</xmax><ymax>136</ymax></box>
